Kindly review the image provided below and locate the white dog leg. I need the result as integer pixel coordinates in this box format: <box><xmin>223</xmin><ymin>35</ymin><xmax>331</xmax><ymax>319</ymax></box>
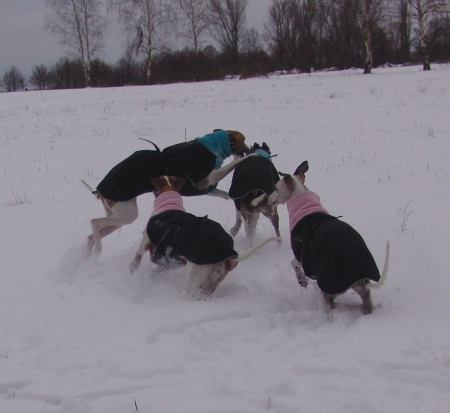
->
<box><xmin>353</xmin><ymin>280</ymin><xmax>374</xmax><ymax>315</ymax></box>
<box><xmin>130</xmin><ymin>232</ymin><xmax>151</xmax><ymax>273</ymax></box>
<box><xmin>207</xmin><ymin>188</ymin><xmax>229</xmax><ymax>200</ymax></box>
<box><xmin>291</xmin><ymin>259</ymin><xmax>308</xmax><ymax>288</ymax></box>
<box><xmin>182</xmin><ymin>262</ymin><xmax>229</xmax><ymax>299</ymax></box>
<box><xmin>89</xmin><ymin>197</ymin><xmax>138</xmax><ymax>255</ymax></box>
<box><xmin>197</xmin><ymin>155</ymin><xmax>257</xmax><ymax>189</ymax></box>
<box><xmin>230</xmin><ymin>209</ymin><xmax>243</xmax><ymax>237</ymax></box>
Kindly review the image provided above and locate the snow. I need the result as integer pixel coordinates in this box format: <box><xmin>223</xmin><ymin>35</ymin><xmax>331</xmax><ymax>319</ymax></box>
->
<box><xmin>1</xmin><ymin>64</ymin><xmax>450</xmax><ymax>413</ymax></box>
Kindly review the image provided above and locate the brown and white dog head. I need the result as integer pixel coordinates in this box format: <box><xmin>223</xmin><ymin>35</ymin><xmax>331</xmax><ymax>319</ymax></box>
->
<box><xmin>227</xmin><ymin>130</ymin><xmax>249</xmax><ymax>155</ymax></box>
<box><xmin>213</xmin><ymin>129</ymin><xmax>249</xmax><ymax>156</ymax></box>
<box><xmin>151</xmin><ymin>176</ymin><xmax>186</xmax><ymax>195</ymax></box>
<box><xmin>268</xmin><ymin>161</ymin><xmax>309</xmax><ymax>205</ymax></box>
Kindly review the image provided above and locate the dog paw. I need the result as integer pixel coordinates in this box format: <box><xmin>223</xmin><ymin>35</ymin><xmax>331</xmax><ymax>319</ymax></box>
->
<box><xmin>85</xmin><ymin>235</ymin><xmax>97</xmax><ymax>259</ymax></box>
<box><xmin>129</xmin><ymin>257</ymin><xmax>142</xmax><ymax>274</ymax></box>
<box><xmin>92</xmin><ymin>241</ymin><xmax>102</xmax><ymax>257</ymax></box>
<box><xmin>297</xmin><ymin>276</ymin><xmax>309</xmax><ymax>288</ymax></box>
<box><xmin>230</xmin><ymin>227</ymin><xmax>239</xmax><ymax>237</ymax></box>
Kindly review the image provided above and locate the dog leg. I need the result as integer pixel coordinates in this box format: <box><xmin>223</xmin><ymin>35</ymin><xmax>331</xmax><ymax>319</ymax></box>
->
<box><xmin>291</xmin><ymin>259</ymin><xmax>308</xmax><ymax>288</ymax></box>
<box><xmin>261</xmin><ymin>205</ymin><xmax>281</xmax><ymax>240</ymax></box>
<box><xmin>86</xmin><ymin>202</ymin><xmax>113</xmax><ymax>256</ymax></box>
<box><xmin>322</xmin><ymin>292</ymin><xmax>337</xmax><ymax>314</ymax></box>
<box><xmin>207</xmin><ymin>188</ymin><xmax>229</xmax><ymax>200</ymax></box>
<box><xmin>88</xmin><ymin>198</ymin><xmax>138</xmax><ymax>256</ymax></box>
<box><xmin>200</xmin><ymin>262</ymin><xmax>229</xmax><ymax>295</ymax></box>
<box><xmin>230</xmin><ymin>209</ymin><xmax>243</xmax><ymax>237</ymax></box>
<box><xmin>183</xmin><ymin>262</ymin><xmax>230</xmax><ymax>299</ymax></box>
<box><xmin>130</xmin><ymin>232</ymin><xmax>151</xmax><ymax>273</ymax></box>
<box><xmin>197</xmin><ymin>154</ymin><xmax>257</xmax><ymax>189</ymax></box>
<box><xmin>241</xmin><ymin>205</ymin><xmax>259</xmax><ymax>246</ymax></box>
<box><xmin>353</xmin><ymin>280</ymin><xmax>374</xmax><ymax>315</ymax></box>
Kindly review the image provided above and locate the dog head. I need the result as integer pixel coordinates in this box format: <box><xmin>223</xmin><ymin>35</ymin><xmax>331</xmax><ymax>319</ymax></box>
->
<box><xmin>151</xmin><ymin>175</ymin><xmax>186</xmax><ymax>195</ymax></box>
<box><xmin>227</xmin><ymin>130</ymin><xmax>249</xmax><ymax>155</ymax></box>
<box><xmin>268</xmin><ymin>161</ymin><xmax>309</xmax><ymax>205</ymax></box>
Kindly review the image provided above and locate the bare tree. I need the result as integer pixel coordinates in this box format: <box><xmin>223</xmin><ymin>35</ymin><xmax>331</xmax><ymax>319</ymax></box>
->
<box><xmin>50</xmin><ymin>57</ymin><xmax>86</xmax><ymax>89</ymax></box>
<box><xmin>265</xmin><ymin>0</ymin><xmax>321</xmax><ymax>72</ymax></box>
<box><xmin>2</xmin><ymin>66</ymin><xmax>26</xmax><ymax>92</ymax></box>
<box><xmin>406</xmin><ymin>0</ymin><xmax>450</xmax><ymax>70</ymax></box>
<box><xmin>241</xmin><ymin>28</ymin><xmax>263</xmax><ymax>54</ymax></box>
<box><xmin>315</xmin><ymin>0</ymin><xmax>330</xmax><ymax>68</ymax></box>
<box><xmin>109</xmin><ymin>0</ymin><xmax>174</xmax><ymax>84</ymax></box>
<box><xmin>265</xmin><ymin>0</ymin><xmax>290</xmax><ymax>69</ymax></box>
<box><xmin>29</xmin><ymin>65</ymin><xmax>52</xmax><ymax>90</ymax></box>
<box><xmin>356</xmin><ymin>0</ymin><xmax>384</xmax><ymax>73</ymax></box>
<box><xmin>174</xmin><ymin>0</ymin><xmax>211</xmax><ymax>80</ymax></box>
<box><xmin>209</xmin><ymin>0</ymin><xmax>249</xmax><ymax>74</ymax></box>
<box><xmin>297</xmin><ymin>0</ymin><xmax>320</xmax><ymax>71</ymax></box>
<box><xmin>45</xmin><ymin>0</ymin><xmax>107</xmax><ymax>86</ymax></box>
<box><xmin>325</xmin><ymin>0</ymin><xmax>363</xmax><ymax>69</ymax></box>
<box><xmin>387</xmin><ymin>0</ymin><xmax>412</xmax><ymax>63</ymax></box>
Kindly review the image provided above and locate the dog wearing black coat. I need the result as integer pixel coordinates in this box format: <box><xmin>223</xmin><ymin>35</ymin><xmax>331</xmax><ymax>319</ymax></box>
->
<box><xmin>130</xmin><ymin>176</ymin><xmax>280</xmax><ymax>298</ymax></box>
<box><xmin>229</xmin><ymin>143</ymin><xmax>281</xmax><ymax>244</ymax></box>
<box><xmin>267</xmin><ymin>161</ymin><xmax>389</xmax><ymax>314</ymax></box>
<box><xmin>83</xmin><ymin>129</ymin><xmax>250</xmax><ymax>256</ymax></box>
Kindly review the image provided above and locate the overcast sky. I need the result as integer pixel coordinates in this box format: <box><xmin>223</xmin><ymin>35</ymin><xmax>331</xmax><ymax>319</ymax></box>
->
<box><xmin>0</xmin><ymin>0</ymin><xmax>272</xmax><ymax>78</ymax></box>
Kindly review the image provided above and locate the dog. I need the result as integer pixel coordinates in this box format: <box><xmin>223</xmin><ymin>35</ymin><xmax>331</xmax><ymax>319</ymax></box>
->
<box><xmin>130</xmin><ymin>176</ymin><xmax>280</xmax><ymax>298</ymax></box>
<box><xmin>229</xmin><ymin>143</ymin><xmax>281</xmax><ymax>244</ymax></box>
<box><xmin>267</xmin><ymin>161</ymin><xmax>389</xmax><ymax>315</ymax></box>
<box><xmin>84</xmin><ymin>129</ymin><xmax>251</xmax><ymax>256</ymax></box>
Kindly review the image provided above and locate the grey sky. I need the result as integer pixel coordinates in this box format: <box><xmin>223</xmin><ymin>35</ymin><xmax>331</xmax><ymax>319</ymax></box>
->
<box><xmin>0</xmin><ymin>0</ymin><xmax>271</xmax><ymax>78</ymax></box>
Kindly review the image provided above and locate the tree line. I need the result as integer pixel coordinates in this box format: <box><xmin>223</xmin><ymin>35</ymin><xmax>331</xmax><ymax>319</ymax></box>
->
<box><xmin>2</xmin><ymin>0</ymin><xmax>450</xmax><ymax>92</ymax></box>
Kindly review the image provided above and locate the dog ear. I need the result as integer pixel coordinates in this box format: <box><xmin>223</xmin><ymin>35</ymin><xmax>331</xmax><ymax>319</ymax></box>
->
<box><xmin>252</xmin><ymin>142</ymin><xmax>261</xmax><ymax>150</ymax></box>
<box><xmin>213</xmin><ymin>129</ymin><xmax>222</xmax><ymax>132</ymax></box>
<box><xmin>294</xmin><ymin>161</ymin><xmax>309</xmax><ymax>176</ymax></box>
<box><xmin>174</xmin><ymin>178</ymin><xmax>186</xmax><ymax>190</ymax></box>
<box><xmin>293</xmin><ymin>161</ymin><xmax>308</xmax><ymax>185</ymax></box>
<box><xmin>151</xmin><ymin>176</ymin><xmax>164</xmax><ymax>188</ymax></box>
<box><xmin>261</xmin><ymin>142</ymin><xmax>270</xmax><ymax>152</ymax></box>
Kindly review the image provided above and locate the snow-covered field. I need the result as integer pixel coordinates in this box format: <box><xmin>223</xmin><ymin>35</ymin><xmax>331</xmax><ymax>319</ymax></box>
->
<box><xmin>1</xmin><ymin>65</ymin><xmax>450</xmax><ymax>413</ymax></box>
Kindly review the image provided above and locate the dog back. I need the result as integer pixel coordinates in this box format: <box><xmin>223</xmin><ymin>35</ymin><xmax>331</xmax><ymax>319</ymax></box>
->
<box><xmin>148</xmin><ymin>210</ymin><xmax>238</xmax><ymax>266</ymax></box>
<box><xmin>97</xmin><ymin>150</ymin><xmax>166</xmax><ymax>201</ymax></box>
<box><xmin>162</xmin><ymin>141</ymin><xmax>216</xmax><ymax>196</ymax></box>
<box><xmin>229</xmin><ymin>156</ymin><xmax>279</xmax><ymax>201</ymax></box>
<box><xmin>291</xmin><ymin>213</ymin><xmax>381</xmax><ymax>295</ymax></box>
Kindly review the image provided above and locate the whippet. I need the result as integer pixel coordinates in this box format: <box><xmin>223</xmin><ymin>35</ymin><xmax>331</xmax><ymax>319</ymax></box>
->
<box><xmin>130</xmin><ymin>176</ymin><xmax>280</xmax><ymax>299</ymax></box>
<box><xmin>267</xmin><ymin>161</ymin><xmax>389</xmax><ymax>315</ymax></box>
<box><xmin>84</xmin><ymin>130</ymin><xmax>251</xmax><ymax>256</ymax></box>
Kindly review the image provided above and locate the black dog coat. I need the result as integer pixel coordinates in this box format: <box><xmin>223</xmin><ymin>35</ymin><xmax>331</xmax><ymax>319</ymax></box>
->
<box><xmin>148</xmin><ymin>210</ymin><xmax>238</xmax><ymax>268</ymax></box>
<box><xmin>291</xmin><ymin>212</ymin><xmax>381</xmax><ymax>295</ymax></box>
<box><xmin>96</xmin><ymin>130</ymin><xmax>233</xmax><ymax>201</ymax></box>
<box><xmin>96</xmin><ymin>143</ymin><xmax>217</xmax><ymax>201</ymax></box>
<box><xmin>96</xmin><ymin>150</ymin><xmax>166</xmax><ymax>201</ymax></box>
<box><xmin>161</xmin><ymin>141</ymin><xmax>216</xmax><ymax>196</ymax></box>
<box><xmin>228</xmin><ymin>155</ymin><xmax>279</xmax><ymax>210</ymax></box>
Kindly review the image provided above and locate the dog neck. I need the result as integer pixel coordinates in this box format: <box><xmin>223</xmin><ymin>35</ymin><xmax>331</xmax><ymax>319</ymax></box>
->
<box><xmin>156</xmin><ymin>186</ymin><xmax>179</xmax><ymax>196</ymax></box>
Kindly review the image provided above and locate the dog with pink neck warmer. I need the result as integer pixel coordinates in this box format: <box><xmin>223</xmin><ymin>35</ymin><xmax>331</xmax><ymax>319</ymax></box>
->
<box><xmin>131</xmin><ymin>176</ymin><xmax>280</xmax><ymax>298</ymax></box>
<box><xmin>268</xmin><ymin>161</ymin><xmax>389</xmax><ymax>314</ymax></box>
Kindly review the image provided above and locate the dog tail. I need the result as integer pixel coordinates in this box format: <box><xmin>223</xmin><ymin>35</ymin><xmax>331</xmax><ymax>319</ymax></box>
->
<box><xmin>236</xmin><ymin>236</ymin><xmax>281</xmax><ymax>262</ymax></box>
<box><xmin>138</xmin><ymin>138</ymin><xmax>161</xmax><ymax>152</ymax></box>
<box><xmin>367</xmin><ymin>241</ymin><xmax>390</xmax><ymax>289</ymax></box>
<box><xmin>250</xmin><ymin>193</ymin><xmax>268</xmax><ymax>208</ymax></box>
<box><xmin>81</xmin><ymin>179</ymin><xmax>98</xmax><ymax>195</ymax></box>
